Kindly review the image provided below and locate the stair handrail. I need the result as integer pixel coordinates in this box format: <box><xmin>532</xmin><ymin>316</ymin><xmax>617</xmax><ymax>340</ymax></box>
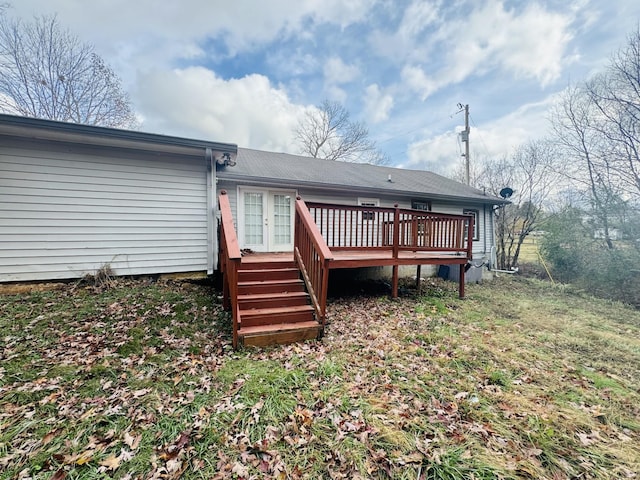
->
<box><xmin>218</xmin><ymin>190</ymin><xmax>242</xmax><ymax>348</ymax></box>
<box><xmin>294</xmin><ymin>196</ymin><xmax>334</xmax><ymax>325</ymax></box>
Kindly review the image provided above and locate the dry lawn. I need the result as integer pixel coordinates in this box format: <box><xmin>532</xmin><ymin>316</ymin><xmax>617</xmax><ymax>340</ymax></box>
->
<box><xmin>1</xmin><ymin>276</ymin><xmax>639</xmax><ymax>479</ymax></box>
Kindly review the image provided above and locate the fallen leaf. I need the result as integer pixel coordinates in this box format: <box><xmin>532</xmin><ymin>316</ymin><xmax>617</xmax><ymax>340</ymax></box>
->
<box><xmin>99</xmin><ymin>454</ymin><xmax>121</xmax><ymax>470</ymax></box>
<box><xmin>51</xmin><ymin>469</ymin><xmax>68</xmax><ymax>480</ymax></box>
<box><xmin>175</xmin><ymin>431</ymin><xmax>190</xmax><ymax>450</ymax></box>
<box><xmin>399</xmin><ymin>452</ymin><xmax>423</xmax><ymax>464</ymax></box>
<box><xmin>132</xmin><ymin>388</ymin><xmax>151</xmax><ymax>398</ymax></box>
<box><xmin>232</xmin><ymin>461</ymin><xmax>249</xmax><ymax>477</ymax></box>
<box><xmin>166</xmin><ymin>458</ymin><xmax>183</xmax><ymax>474</ymax></box>
<box><xmin>123</xmin><ymin>431</ymin><xmax>141</xmax><ymax>450</ymax></box>
<box><xmin>74</xmin><ymin>449</ymin><xmax>95</xmax><ymax>465</ymax></box>
<box><xmin>43</xmin><ymin>429</ymin><xmax>61</xmax><ymax>445</ymax></box>
<box><xmin>119</xmin><ymin>448</ymin><xmax>135</xmax><ymax>462</ymax></box>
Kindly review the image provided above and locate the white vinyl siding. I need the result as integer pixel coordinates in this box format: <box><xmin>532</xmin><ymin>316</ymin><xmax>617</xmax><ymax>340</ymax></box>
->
<box><xmin>0</xmin><ymin>141</ymin><xmax>207</xmax><ymax>282</ymax></box>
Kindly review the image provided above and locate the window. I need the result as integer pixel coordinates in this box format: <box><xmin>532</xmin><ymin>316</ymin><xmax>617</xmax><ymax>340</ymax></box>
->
<box><xmin>411</xmin><ymin>200</ymin><xmax>431</xmax><ymax>211</ymax></box>
<box><xmin>463</xmin><ymin>209</ymin><xmax>479</xmax><ymax>241</ymax></box>
<box><xmin>358</xmin><ymin>198</ymin><xmax>379</xmax><ymax>221</ymax></box>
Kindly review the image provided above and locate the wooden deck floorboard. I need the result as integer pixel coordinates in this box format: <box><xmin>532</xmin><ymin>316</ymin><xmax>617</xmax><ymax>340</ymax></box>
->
<box><xmin>242</xmin><ymin>249</ymin><xmax>467</xmax><ymax>269</ymax></box>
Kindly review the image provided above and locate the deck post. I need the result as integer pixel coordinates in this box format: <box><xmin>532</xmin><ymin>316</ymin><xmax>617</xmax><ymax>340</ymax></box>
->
<box><xmin>392</xmin><ymin>265</ymin><xmax>399</xmax><ymax>298</ymax></box>
<box><xmin>391</xmin><ymin>204</ymin><xmax>401</xmax><ymax>298</ymax></box>
<box><xmin>459</xmin><ymin>264</ymin><xmax>465</xmax><ymax>299</ymax></box>
<box><xmin>392</xmin><ymin>204</ymin><xmax>400</xmax><ymax>260</ymax></box>
<box><xmin>416</xmin><ymin>265</ymin><xmax>422</xmax><ymax>292</ymax></box>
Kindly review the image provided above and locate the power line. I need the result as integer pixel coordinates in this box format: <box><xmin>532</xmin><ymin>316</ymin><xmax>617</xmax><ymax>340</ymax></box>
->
<box><xmin>376</xmin><ymin>109</ymin><xmax>465</xmax><ymax>146</ymax></box>
<box><xmin>469</xmin><ymin>115</ymin><xmax>494</xmax><ymax>161</ymax></box>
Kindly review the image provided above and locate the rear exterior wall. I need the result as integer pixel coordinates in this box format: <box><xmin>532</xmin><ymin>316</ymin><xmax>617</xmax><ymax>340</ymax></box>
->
<box><xmin>1</xmin><ymin>137</ymin><xmax>208</xmax><ymax>282</ymax></box>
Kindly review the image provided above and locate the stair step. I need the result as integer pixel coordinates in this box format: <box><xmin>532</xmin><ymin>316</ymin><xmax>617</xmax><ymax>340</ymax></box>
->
<box><xmin>239</xmin><ymin>260</ymin><xmax>296</xmax><ymax>270</ymax></box>
<box><xmin>238</xmin><ymin>268</ymin><xmax>300</xmax><ymax>282</ymax></box>
<box><xmin>239</xmin><ymin>321</ymin><xmax>322</xmax><ymax>347</ymax></box>
<box><xmin>240</xmin><ymin>305</ymin><xmax>315</xmax><ymax>327</ymax></box>
<box><xmin>237</xmin><ymin>278</ymin><xmax>305</xmax><ymax>295</ymax></box>
<box><xmin>238</xmin><ymin>291</ymin><xmax>310</xmax><ymax>309</ymax></box>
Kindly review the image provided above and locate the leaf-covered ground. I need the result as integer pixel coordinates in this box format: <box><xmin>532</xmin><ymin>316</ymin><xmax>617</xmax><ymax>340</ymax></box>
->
<box><xmin>1</xmin><ymin>276</ymin><xmax>639</xmax><ymax>479</ymax></box>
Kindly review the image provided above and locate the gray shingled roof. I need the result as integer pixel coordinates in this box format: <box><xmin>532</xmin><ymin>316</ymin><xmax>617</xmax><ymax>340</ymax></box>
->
<box><xmin>217</xmin><ymin>148</ymin><xmax>504</xmax><ymax>204</ymax></box>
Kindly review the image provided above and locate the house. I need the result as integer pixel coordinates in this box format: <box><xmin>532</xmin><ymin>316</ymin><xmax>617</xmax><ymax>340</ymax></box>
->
<box><xmin>0</xmin><ymin>114</ymin><xmax>236</xmax><ymax>282</ymax></box>
<box><xmin>1</xmin><ymin>114</ymin><xmax>506</xmax><ymax>348</ymax></box>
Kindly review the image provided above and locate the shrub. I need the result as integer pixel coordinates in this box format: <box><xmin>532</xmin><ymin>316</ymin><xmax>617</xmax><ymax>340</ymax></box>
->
<box><xmin>540</xmin><ymin>208</ymin><xmax>640</xmax><ymax>306</ymax></box>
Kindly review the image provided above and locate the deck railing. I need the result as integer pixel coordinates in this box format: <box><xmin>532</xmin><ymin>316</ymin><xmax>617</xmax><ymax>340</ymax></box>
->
<box><xmin>294</xmin><ymin>197</ymin><xmax>334</xmax><ymax>325</ymax></box>
<box><xmin>218</xmin><ymin>191</ymin><xmax>242</xmax><ymax>348</ymax></box>
<box><xmin>306</xmin><ymin>202</ymin><xmax>474</xmax><ymax>258</ymax></box>
<box><xmin>306</xmin><ymin>202</ymin><xmax>396</xmax><ymax>249</ymax></box>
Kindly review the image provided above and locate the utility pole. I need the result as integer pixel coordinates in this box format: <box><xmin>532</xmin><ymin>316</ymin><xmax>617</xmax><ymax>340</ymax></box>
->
<box><xmin>458</xmin><ymin>103</ymin><xmax>470</xmax><ymax>185</ymax></box>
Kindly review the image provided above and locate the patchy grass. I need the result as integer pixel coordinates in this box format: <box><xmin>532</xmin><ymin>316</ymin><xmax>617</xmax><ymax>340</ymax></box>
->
<box><xmin>1</xmin><ymin>276</ymin><xmax>639</xmax><ymax>479</ymax></box>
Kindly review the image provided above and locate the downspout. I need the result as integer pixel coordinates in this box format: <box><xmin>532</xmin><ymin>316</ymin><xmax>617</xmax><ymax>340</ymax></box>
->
<box><xmin>206</xmin><ymin>147</ymin><xmax>216</xmax><ymax>273</ymax></box>
<box><xmin>483</xmin><ymin>203</ymin><xmax>487</xmax><ymax>254</ymax></box>
<box><xmin>489</xmin><ymin>204</ymin><xmax>518</xmax><ymax>274</ymax></box>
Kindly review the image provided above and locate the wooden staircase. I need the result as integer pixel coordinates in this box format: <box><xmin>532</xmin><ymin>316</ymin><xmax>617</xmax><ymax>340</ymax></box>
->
<box><xmin>236</xmin><ymin>259</ymin><xmax>323</xmax><ymax>347</ymax></box>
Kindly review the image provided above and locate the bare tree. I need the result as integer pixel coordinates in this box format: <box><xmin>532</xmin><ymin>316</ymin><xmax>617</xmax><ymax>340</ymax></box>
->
<box><xmin>550</xmin><ymin>85</ymin><xmax>621</xmax><ymax>249</ymax></box>
<box><xmin>0</xmin><ymin>14</ymin><xmax>137</xmax><ymax>128</ymax></box>
<box><xmin>294</xmin><ymin>99</ymin><xmax>388</xmax><ymax>164</ymax></box>
<box><xmin>479</xmin><ymin>140</ymin><xmax>558</xmax><ymax>269</ymax></box>
<box><xmin>588</xmin><ymin>29</ymin><xmax>640</xmax><ymax>198</ymax></box>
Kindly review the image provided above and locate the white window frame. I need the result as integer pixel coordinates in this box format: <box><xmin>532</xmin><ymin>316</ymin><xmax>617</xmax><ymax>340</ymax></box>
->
<box><xmin>358</xmin><ymin>198</ymin><xmax>379</xmax><ymax>221</ymax></box>
<box><xmin>463</xmin><ymin>208</ymin><xmax>480</xmax><ymax>242</ymax></box>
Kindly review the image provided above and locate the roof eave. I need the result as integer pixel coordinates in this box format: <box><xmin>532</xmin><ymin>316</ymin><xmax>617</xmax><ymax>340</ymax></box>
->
<box><xmin>0</xmin><ymin>113</ymin><xmax>238</xmax><ymax>156</ymax></box>
<box><xmin>216</xmin><ymin>172</ymin><xmax>506</xmax><ymax>205</ymax></box>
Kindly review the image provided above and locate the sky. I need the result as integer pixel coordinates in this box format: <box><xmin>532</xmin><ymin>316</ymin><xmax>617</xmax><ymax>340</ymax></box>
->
<box><xmin>5</xmin><ymin>0</ymin><xmax>640</xmax><ymax>175</ymax></box>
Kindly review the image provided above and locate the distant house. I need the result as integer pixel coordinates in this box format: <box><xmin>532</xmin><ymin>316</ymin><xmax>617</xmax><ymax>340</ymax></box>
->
<box><xmin>594</xmin><ymin>228</ymin><xmax>623</xmax><ymax>241</ymax></box>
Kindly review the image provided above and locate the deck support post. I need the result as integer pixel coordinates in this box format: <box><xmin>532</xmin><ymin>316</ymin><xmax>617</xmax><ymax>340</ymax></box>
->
<box><xmin>416</xmin><ymin>265</ymin><xmax>422</xmax><ymax>292</ymax></box>
<box><xmin>222</xmin><ymin>273</ymin><xmax>230</xmax><ymax>310</ymax></box>
<box><xmin>392</xmin><ymin>265</ymin><xmax>399</xmax><ymax>298</ymax></box>
<box><xmin>391</xmin><ymin>204</ymin><xmax>400</xmax><ymax>299</ymax></box>
<box><xmin>459</xmin><ymin>264</ymin><xmax>465</xmax><ymax>299</ymax></box>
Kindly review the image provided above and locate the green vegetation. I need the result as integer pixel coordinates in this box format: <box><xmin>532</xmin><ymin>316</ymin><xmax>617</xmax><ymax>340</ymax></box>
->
<box><xmin>539</xmin><ymin>207</ymin><xmax>640</xmax><ymax>307</ymax></box>
<box><xmin>1</xmin><ymin>276</ymin><xmax>639</xmax><ymax>479</ymax></box>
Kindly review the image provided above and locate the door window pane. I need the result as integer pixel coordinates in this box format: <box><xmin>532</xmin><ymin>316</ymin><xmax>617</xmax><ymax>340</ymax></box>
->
<box><xmin>272</xmin><ymin>194</ymin><xmax>292</xmax><ymax>245</ymax></box>
<box><xmin>244</xmin><ymin>192</ymin><xmax>263</xmax><ymax>245</ymax></box>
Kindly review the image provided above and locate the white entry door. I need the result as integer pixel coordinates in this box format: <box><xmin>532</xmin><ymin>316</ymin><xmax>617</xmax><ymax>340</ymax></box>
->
<box><xmin>238</xmin><ymin>188</ymin><xmax>295</xmax><ymax>252</ymax></box>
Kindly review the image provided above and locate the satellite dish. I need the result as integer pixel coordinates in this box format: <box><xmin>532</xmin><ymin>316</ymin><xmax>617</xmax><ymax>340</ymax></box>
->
<box><xmin>499</xmin><ymin>187</ymin><xmax>513</xmax><ymax>199</ymax></box>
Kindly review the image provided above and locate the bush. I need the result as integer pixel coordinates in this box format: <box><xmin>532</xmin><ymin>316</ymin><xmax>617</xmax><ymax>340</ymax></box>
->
<box><xmin>540</xmin><ymin>208</ymin><xmax>640</xmax><ymax>306</ymax></box>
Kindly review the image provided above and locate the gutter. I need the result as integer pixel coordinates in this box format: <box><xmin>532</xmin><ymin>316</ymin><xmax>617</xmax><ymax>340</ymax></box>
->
<box><xmin>0</xmin><ymin>113</ymin><xmax>238</xmax><ymax>155</ymax></box>
<box><xmin>216</xmin><ymin>173</ymin><xmax>506</xmax><ymax>206</ymax></box>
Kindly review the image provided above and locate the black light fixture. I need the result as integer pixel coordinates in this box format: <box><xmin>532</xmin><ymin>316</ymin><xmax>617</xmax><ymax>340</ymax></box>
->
<box><xmin>216</xmin><ymin>152</ymin><xmax>236</xmax><ymax>167</ymax></box>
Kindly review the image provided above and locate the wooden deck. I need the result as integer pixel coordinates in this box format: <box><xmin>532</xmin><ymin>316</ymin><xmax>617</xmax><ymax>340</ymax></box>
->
<box><xmin>219</xmin><ymin>193</ymin><xmax>474</xmax><ymax>348</ymax></box>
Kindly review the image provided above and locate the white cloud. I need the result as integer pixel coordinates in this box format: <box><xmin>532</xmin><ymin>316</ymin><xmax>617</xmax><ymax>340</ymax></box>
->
<box><xmin>390</xmin><ymin>1</ymin><xmax>576</xmax><ymax>100</ymax></box>
<box><xmin>401</xmin><ymin>95</ymin><xmax>559</xmax><ymax>175</ymax></box>
<box><xmin>399</xmin><ymin>0</ymin><xmax>441</xmax><ymax>37</ymax></box>
<box><xmin>9</xmin><ymin>0</ymin><xmax>373</xmax><ymax>64</ymax></box>
<box><xmin>400</xmin><ymin>65</ymin><xmax>437</xmax><ymax>101</ymax></box>
<box><xmin>363</xmin><ymin>84</ymin><xmax>394</xmax><ymax>123</ymax></box>
<box><xmin>324</xmin><ymin>57</ymin><xmax>360</xmax><ymax>85</ymax></box>
<box><xmin>135</xmin><ymin>67</ymin><xmax>307</xmax><ymax>152</ymax></box>
<box><xmin>323</xmin><ymin>56</ymin><xmax>360</xmax><ymax>102</ymax></box>
<box><xmin>325</xmin><ymin>85</ymin><xmax>349</xmax><ymax>104</ymax></box>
